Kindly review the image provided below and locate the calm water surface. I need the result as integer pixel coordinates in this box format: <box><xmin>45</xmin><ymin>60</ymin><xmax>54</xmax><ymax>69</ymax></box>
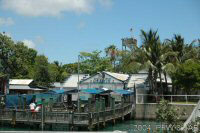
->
<box><xmin>1</xmin><ymin>120</ymin><xmax>161</xmax><ymax>133</ymax></box>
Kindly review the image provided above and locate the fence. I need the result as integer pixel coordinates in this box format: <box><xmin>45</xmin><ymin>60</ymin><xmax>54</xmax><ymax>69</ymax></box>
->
<box><xmin>0</xmin><ymin>103</ymin><xmax>133</xmax><ymax>127</ymax></box>
<box><xmin>136</xmin><ymin>94</ymin><xmax>200</xmax><ymax>104</ymax></box>
<box><xmin>181</xmin><ymin>100</ymin><xmax>200</xmax><ymax>131</ymax></box>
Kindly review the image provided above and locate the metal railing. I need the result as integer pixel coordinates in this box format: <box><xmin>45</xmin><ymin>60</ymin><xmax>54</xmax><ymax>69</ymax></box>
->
<box><xmin>136</xmin><ymin>94</ymin><xmax>200</xmax><ymax>104</ymax></box>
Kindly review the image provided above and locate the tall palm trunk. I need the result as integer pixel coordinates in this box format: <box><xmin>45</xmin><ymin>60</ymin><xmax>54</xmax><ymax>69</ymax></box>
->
<box><xmin>148</xmin><ymin>67</ymin><xmax>153</xmax><ymax>93</ymax></box>
<box><xmin>164</xmin><ymin>71</ymin><xmax>168</xmax><ymax>94</ymax></box>
<box><xmin>159</xmin><ymin>70</ymin><xmax>163</xmax><ymax>95</ymax></box>
<box><xmin>154</xmin><ymin>71</ymin><xmax>158</xmax><ymax>94</ymax></box>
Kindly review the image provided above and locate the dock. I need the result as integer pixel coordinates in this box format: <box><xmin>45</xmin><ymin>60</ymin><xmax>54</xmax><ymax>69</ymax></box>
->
<box><xmin>0</xmin><ymin>102</ymin><xmax>135</xmax><ymax>131</ymax></box>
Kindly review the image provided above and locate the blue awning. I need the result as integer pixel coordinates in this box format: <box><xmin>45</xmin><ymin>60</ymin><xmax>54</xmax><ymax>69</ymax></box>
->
<box><xmin>46</xmin><ymin>89</ymin><xmax>65</xmax><ymax>94</ymax></box>
<box><xmin>113</xmin><ymin>90</ymin><xmax>134</xmax><ymax>95</ymax></box>
<box><xmin>81</xmin><ymin>88</ymin><xmax>104</xmax><ymax>94</ymax></box>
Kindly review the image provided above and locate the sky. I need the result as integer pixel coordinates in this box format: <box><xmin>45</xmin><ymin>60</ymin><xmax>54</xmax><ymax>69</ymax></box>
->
<box><xmin>0</xmin><ymin>0</ymin><xmax>200</xmax><ymax>64</ymax></box>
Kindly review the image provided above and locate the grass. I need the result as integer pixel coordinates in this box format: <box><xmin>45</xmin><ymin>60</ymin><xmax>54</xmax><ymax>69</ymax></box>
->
<box><xmin>171</xmin><ymin>101</ymin><xmax>197</xmax><ymax>104</ymax></box>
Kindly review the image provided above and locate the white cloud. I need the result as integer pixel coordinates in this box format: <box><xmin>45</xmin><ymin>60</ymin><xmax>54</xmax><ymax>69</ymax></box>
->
<box><xmin>98</xmin><ymin>0</ymin><xmax>113</xmax><ymax>8</ymax></box>
<box><xmin>22</xmin><ymin>39</ymin><xmax>36</xmax><ymax>49</ymax></box>
<box><xmin>0</xmin><ymin>17</ymin><xmax>14</xmax><ymax>26</ymax></box>
<box><xmin>1</xmin><ymin>0</ymin><xmax>95</xmax><ymax>17</ymax></box>
<box><xmin>1</xmin><ymin>0</ymin><xmax>113</xmax><ymax>17</ymax></box>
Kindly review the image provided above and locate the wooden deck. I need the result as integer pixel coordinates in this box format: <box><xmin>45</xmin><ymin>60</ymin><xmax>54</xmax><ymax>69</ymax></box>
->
<box><xmin>0</xmin><ymin>103</ymin><xmax>134</xmax><ymax>130</ymax></box>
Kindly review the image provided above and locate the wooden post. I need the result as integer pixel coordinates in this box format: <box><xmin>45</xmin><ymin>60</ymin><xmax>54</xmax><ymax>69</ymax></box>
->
<box><xmin>121</xmin><ymin>96</ymin><xmax>124</xmax><ymax>121</ymax></box>
<box><xmin>102</xmin><ymin>98</ymin><xmax>106</xmax><ymax>127</ymax></box>
<box><xmin>23</xmin><ymin>96</ymin><xmax>27</xmax><ymax>111</ymax></box>
<box><xmin>11</xmin><ymin>109</ymin><xmax>16</xmax><ymax>126</ymax></box>
<box><xmin>41</xmin><ymin>98</ymin><xmax>45</xmax><ymax>131</ymax></box>
<box><xmin>88</xmin><ymin>98</ymin><xmax>92</xmax><ymax>112</ymax></box>
<box><xmin>69</xmin><ymin>111</ymin><xmax>74</xmax><ymax>131</ymax></box>
<box><xmin>18</xmin><ymin>95</ymin><xmax>22</xmax><ymax>109</ymax></box>
<box><xmin>95</xmin><ymin>98</ymin><xmax>100</xmax><ymax>130</ymax></box>
<box><xmin>88</xmin><ymin>112</ymin><xmax>93</xmax><ymax>131</ymax></box>
<box><xmin>49</xmin><ymin>97</ymin><xmax>53</xmax><ymax>112</ymax></box>
<box><xmin>111</xmin><ymin>97</ymin><xmax>115</xmax><ymax>124</ymax></box>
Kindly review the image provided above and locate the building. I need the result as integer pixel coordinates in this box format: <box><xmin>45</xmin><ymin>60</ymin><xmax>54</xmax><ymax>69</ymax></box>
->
<box><xmin>0</xmin><ymin>74</ymin><xmax>9</xmax><ymax>95</ymax></box>
<box><xmin>127</xmin><ymin>72</ymin><xmax>149</xmax><ymax>103</ymax></box>
<box><xmin>79</xmin><ymin>71</ymin><xmax>129</xmax><ymax>90</ymax></box>
<box><xmin>62</xmin><ymin>74</ymin><xmax>89</xmax><ymax>91</ymax></box>
<box><xmin>9</xmin><ymin>79</ymin><xmax>46</xmax><ymax>94</ymax></box>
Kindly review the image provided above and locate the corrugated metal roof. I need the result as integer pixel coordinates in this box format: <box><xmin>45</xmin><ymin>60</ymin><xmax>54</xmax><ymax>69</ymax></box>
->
<box><xmin>127</xmin><ymin>74</ymin><xmax>148</xmax><ymax>88</ymax></box>
<box><xmin>62</xmin><ymin>74</ymin><xmax>89</xmax><ymax>88</ymax></box>
<box><xmin>9</xmin><ymin>79</ymin><xmax>33</xmax><ymax>85</ymax></box>
<box><xmin>9</xmin><ymin>85</ymin><xmax>43</xmax><ymax>91</ymax></box>
<box><xmin>104</xmin><ymin>71</ymin><xmax>129</xmax><ymax>81</ymax></box>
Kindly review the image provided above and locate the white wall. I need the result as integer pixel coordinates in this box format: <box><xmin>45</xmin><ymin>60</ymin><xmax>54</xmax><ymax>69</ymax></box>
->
<box><xmin>80</xmin><ymin>73</ymin><xmax>125</xmax><ymax>90</ymax></box>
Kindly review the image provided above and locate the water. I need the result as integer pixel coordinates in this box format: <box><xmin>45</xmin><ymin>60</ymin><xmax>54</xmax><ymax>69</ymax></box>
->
<box><xmin>0</xmin><ymin>120</ymin><xmax>161</xmax><ymax>132</ymax></box>
<box><xmin>100</xmin><ymin>120</ymin><xmax>160</xmax><ymax>133</ymax></box>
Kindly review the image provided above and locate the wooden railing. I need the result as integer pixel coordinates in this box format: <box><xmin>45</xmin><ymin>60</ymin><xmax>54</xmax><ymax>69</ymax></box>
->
<box><xmin>0</xmin><ymin>103</ymin><xmax>133</xmax><ymax>126</ymax></box>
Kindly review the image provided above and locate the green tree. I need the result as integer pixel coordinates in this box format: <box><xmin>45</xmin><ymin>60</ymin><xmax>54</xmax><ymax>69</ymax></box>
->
<box><xmin>33</xmin><ymin>55</ymin><xmax>52</xmax><ymax>87</ymax></box>
<box><xmin>0</xmin><ymin>33</ymin><xmax>38</xmax><ymax>79</ymax></box>
<box><xmin>49</xmin><ymin>61</ymin><xmax>68</xmax><ymax>83</ymax></box>
<box><xmin>0</xmin><ymin>33</ymin><xmax>16</xmax><ymax>77</ymax></box>
<box><xmin>156</xmin><ymin>99</ymin><xmax>182</xmax><ymax>132</ymax></box>
<box><xmin>13</xmin><ymin>42</ymin><xmax>37</xmax><ymax>78</ymax></box>
<box><xmin>140</xmin><ymin>29</ymin><xmax>163</xmax><ymax>94</ymax></box>
<box><xmin>105</xmin><ymin>45</ymin><xmax>118</xmax><ymax>70</ymax></box>
<box><xmin>174</xmin><ymin>60</ymin><xmax>200</xmax><ymax>94</ymax></box>
<box><xmin>80</xmin><ymin>50</ymin><xmax>113</xmax><ymax>75</ymax></box>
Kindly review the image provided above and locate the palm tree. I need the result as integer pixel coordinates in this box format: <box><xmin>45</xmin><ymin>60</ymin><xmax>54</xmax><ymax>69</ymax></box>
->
<box><xmin>140</xmin><ymin>29</ymin><xmax>164</xmax><ymax>94</ymax></box>
<box><xmin>165</xmin><ymin>35</ymin><xmax>197</xmax><ymax>94</ymax></box>
<box><xmin>105</xmin><ymin>45</ymin><xmax>118</xmax><ymax>70</ymax></box>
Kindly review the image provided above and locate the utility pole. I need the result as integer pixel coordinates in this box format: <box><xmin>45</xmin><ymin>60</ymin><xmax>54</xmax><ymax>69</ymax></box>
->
<box><xmin>77</xmin><ymin>55</ymin><xmax>80</xmax><ymax>113</ymax></box>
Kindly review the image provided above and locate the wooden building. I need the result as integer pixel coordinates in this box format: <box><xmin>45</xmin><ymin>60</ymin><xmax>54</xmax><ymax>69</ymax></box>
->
<box><xmin>9</xmin><ymin>79</ymin><xmax>46</xmax><ymax>94</ymax></box>
<box><xmin>0</xmin><ymin>74</ymin><xmax>9</xmax><ymax>95</ymax></box>
<box><xmin>79</xmin><ymin>71</ymin><xmax>129</xmax><ymax>90</ymax></box>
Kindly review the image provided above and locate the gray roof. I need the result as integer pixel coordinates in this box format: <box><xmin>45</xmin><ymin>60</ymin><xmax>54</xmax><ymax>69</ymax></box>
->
<box><xmin>62</xmin><ymin>74</ymin><xmax>89</xmax><ymax>88</ymax></box>
<box><xmin>104</xmin><ymin>71</ymin><xmax>129</xmax><ymax>81</ymax></box>
<box><xmin>127</xmin><ymin>73</ymin><xmax>148</xmax><ymax>89</ymax></box>
<box><xmin>9</xmin><ymin>79</ymin><xmax>33</xmax><ymax>85</ymax></box>
<box><xmin>9</xmin><ymin>85</ymin><xmax>43</xmax><ymax>91</ymax></box>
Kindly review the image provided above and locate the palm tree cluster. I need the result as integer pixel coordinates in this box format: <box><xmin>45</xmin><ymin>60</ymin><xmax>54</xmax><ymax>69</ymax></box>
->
<box><xmin>105</xmin><ymin>29</ymin><xmax>200</xmax><ymax>95</ymax></box>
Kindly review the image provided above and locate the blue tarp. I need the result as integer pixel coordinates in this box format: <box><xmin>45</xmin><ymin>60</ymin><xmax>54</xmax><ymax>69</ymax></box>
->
<box><xmin>5</xmin><ymin>92</ymin><xmax>62</xmax><ymax>107</ymax></box>
<box><xmin>113</xmin><ymin>90</ymin><xmax>134</xmax><ymax>95</ymax></box>
<box><xmin>81</xmin><ymin>88</ymin><xmax>104</xmax><ymax>94</ymax></box>
<box><xmin>46</xmin><ymin>89</ymin><xmax>65</xmax><ymax>94</ymax></box>
<box><xmin>6</xmin><ymin>94</ymin><xmax>34</xmax><ymax>107</ymax></box>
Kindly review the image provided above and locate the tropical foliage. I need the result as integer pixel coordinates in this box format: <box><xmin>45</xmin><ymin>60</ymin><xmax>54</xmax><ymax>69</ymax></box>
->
<box><xmin>0</xmin><ymin>29</ymin><xmax>200</xmax><ymax>93</ymax></box>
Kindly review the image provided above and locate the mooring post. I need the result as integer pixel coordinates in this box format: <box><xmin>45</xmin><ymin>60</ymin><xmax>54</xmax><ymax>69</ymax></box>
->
<box><xmin>111</xmin><ymin>97</ymin><xmax>115</xmax><ymax>124</ymax></box>
<box><xmin>88</xmin><ymin>112</ymin><xmax>93</xmax><ymax>131</ymax></box>
<box><xmin>69</xmin><ymin>111</ymin><xmax>74</xmax><ymax>131</ymax></box>
<box><xmin>41</xmin><ymin>98</ymin><xmax>45</xmax><ymax>131</ymax></box>
<box><xmin>11</xmin><ymin>109</ymin><xmax>16</xmax><ymax>126</ymax></box>
<box><xmin>102</xmin><ymin>98</ymin><xmax>106</xmax><ymax>127</ymax></box>
<box><xmin>121</xmin><ymin>97</ymin><xmax>124</xmax><ymax>121</ymax></box>
<box><xmin>95</xmin><ymin>98</ymin><xmax>100</xmax><ymax>129</ymax></box>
